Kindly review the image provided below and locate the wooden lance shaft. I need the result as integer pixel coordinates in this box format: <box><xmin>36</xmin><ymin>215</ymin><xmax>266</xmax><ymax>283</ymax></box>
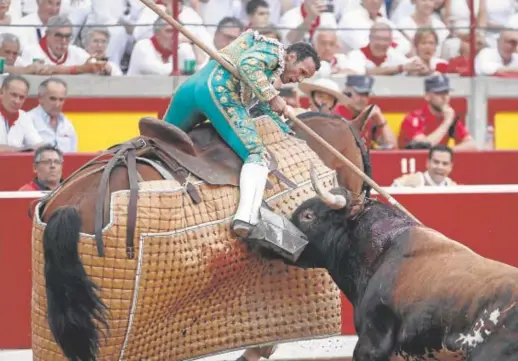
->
<box><xmin>139</xmin><ymin>0</ymin><xmax>422</xmax><ymax>225</ymax></box>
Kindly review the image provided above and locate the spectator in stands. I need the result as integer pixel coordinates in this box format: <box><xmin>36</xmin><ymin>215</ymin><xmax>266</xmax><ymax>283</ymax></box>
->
<box><xmin>69</xmin><ymin>11</ymin><xmax>130</xmax><ymax>70</ymax></box>
<box><xmin>245</xmin><ymin>0</ymin><xmax>270</xmax><ymax>30</ymax></box>
<box><xmin>345</xmin><ymin>22</ymin><xmax>424</xmax><ymax>75</ymax></box>
<box><xmin>446</xmin><ymin>32</ymin><xmax>486</xmax><ymax>75</ymax></box>
<box><xmin>0</xmin><ymin>0</ymin><xmax>16</xmax><ymax>34</ymax></box>
<box><xmin>213</xmin><ymin>17</ymin><xmax>245</xmax><ymax>50</ymax></box>
<box><xmin>1</xmin><ymin>75</ymin><xmax>44</xmax><ymax>151</ymax></box>
<box><xmin>391</xmin><ymin>144</ymin><xmax>457</xmax><ymax>186</ymax></box>
<box><xmin>12</xmin><ymin>0</ymin><xmax>61</xmax><ymax>49</ymax></box>
<box><xmin>312</xmin><ymin>30</ymin><xmax>354</xmax><ymax>76</ymax></box>
<box><xmin>475</xmin><ymin>29</ymin><xmax>518</xmax><ymax>76</ymax></box>
<box><xmin>481</xmin><ymin>0</ymin><xmax>516</xmax><ymax>48</ymax></box>
<box><xmin>133</xmin><ymin>0</ymin><xmax>213</xmax><ymax>53</ymax></box>
<box><xmin>19</xmin><ymin>15</ymin><xmax>107</xmax><ymax>75</ymax></box>
<box><xmin>337</xmin><ymin>0</ymin><xmax>411</xmax><ymax>55</ymax></box>
<box><xmin>335</xmin><ymin>75</ymin><xmax>398</xmax><ymax>149</ymax></box>
<box><xmin>395</xmin><ymin>0</ymin><xmax>449</xmax><ymax>55</ymax></box>
<box><xmin>398</xmin><ymin>75</ymin><xmax>477</xmax><ymax>150</ymax></box>
<box><xmin>406</xmin><ymin>28</ymin><xmax>448</xmax><ymax>76</ymax></box>
<box><xmin>19</xmin><ymin>144</ymin><xmax>63</xmax><ymax>191</ymax></box>
<box><xmin>192</xmin><ymin>17</ymin><xmax>246</xmax><ymax>71</ymax></box>
<box><xmin>0</xmin><ymin>32</ymin><xmax>60</xmax><ymax>75</ymax></box>
<box><xmin>278</xmin><ymin>86</ymin><xmax>301</xmax><ymax>109</ymax></box>
<box><xmin>0</xmin><ymin>33</ymin><xmax>23</xmax><ymax>67</ymax></box>
<box><xmin>80</xmin><ymin>27</ymin><xmax>123</xmax><ymax>76</ymax></box>
<box><xmin>279</xmin><ymin>0</ymin><xmax>337</xmax><ymax>45</ymax></box>
<box><xmin>196</xmin><ymin>0</ymin><xmax>235</xmax><ymax>37</ymax></box>
<box><xmin>257</xmin><ymin>25</ymin><xmax>282</xmax><ymax>41</ymax></box>
<box><xmin>298</xmin><ymin>77</ymin><xmax>350</xmax><ymax>115</ymax></box>
<box><xmin>127</xmin><ymin>17</ymin><xmax>178</xmax><ymax>75</ymax></box>
<box><xmin>446</xmin><ymin>0</ymin><xmax>487</xmax><ymax>41</ymax></box>
<box><xmin>23</xmin><ymin>78</ymin><xmax>78</xmax><ymax>152</ymax></box>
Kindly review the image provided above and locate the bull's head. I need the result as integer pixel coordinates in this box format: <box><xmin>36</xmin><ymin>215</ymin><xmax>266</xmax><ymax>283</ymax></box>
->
<box><xmin>289</xmin><ymin>165</ymin><xmax>356</xmax><ymax>270</ymax></box>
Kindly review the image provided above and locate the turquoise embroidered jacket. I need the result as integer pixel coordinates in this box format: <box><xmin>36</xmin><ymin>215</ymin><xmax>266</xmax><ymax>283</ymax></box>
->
<box><xmin>218</xmin><ymin>30</ymin><xmax>291</xmax><ymax>133</ymax></box>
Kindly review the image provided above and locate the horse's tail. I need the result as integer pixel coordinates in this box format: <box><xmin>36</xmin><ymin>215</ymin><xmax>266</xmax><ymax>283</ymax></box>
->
<box><xmin>43</xmin><ymin>206</ymin><xmax>108</xmax><ymax>361</ymax></box>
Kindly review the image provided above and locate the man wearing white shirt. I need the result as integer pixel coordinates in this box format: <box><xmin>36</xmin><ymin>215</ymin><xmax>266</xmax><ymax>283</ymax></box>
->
<box><xmin>312</xmin><ymin>29</ymin><xmax>353</xmax><ymax>76</ymax></box>
<box><xmin>0</xmin><ymin>33</ymin><xmax>27</xmax><ymax>67</ymax></box>
<box><xmin>475</xmin><ymin>29</ymin><xmax>518</xmax><ymax>76</ymax></box>
<box><xmin>132</xmin><ymin>0</ymin><xmax>214</xmax><ymax>71</ymax></box>
<box><xmin>279</xmin><ymin>0</ymin><xmax>337</xmax><ymax>45</ymax></box>
<box><xmin>25</xmin><ymin>78</ymin><xmax>78</xmax><ymax>152</ymax></box>
<box><xmin>19</xmin><ymin>15</ymin><xmax>91</xmax><ymax>67</ymax></box>
<box><xmin>81</xmin><ymin>26</ymin><xmax>123</xmax><ymax>76</ymax></box>
<box><xmin>11</xmin><ymin>0</ymin><xmax>60</xmax><ymax>50</ymax></box>
<box><xmin>197</xmin><ymin>0</ymin><xmax>235</xmax><ymax>36</ymax></box>
<box><xmin>195</xmin><ymin>17</ymin><xmax>245</xmax><ymax>71</ymax></box>
<box><xmin>345</xmin><ymin>22</ymin><xmax>425</xmax><ymax>75</ymax></box>
<box><xmin>394</xmin><ymin>0</ymin><xmax>449</xmax><ymax>56</ymax></box>
<box><xmin>0</xmin><ymin>75</ymin><xmax>44</xmax><ymax>151</ymax></box>
<box><xmin>127</xmin><ymin>17</ymin><xmax>178</xmax><ymax>75</ymax></box>
<box><xmin>244</xmin><ymin>0</ymin><xmax>270</xmax><ymax>29</ymax></box>
<box><xmin>337</xmin><ymin>0</ymin><xmax>411</xmax><ymax>55</ymax></box>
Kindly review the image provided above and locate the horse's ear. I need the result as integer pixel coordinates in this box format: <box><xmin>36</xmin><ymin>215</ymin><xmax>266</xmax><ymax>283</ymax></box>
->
<box><xmin>347</xmin><ymin>190</ymin><xmax>367</xmax><ymax>218</ymax></box>
<box><xmin>350</xmin><ymin>104</ymin><xmax>376</xmax><ymax>133</ymax></box>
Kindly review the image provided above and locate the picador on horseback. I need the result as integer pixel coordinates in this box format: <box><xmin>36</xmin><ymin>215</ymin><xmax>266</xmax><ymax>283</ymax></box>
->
<box><xmin>163</xmin><ymin>29</ymin><xmax>320</xmax><ymax>260</ymax></box>
<box><xmin>32</xmin><ymin>21</ymin><xmax>376</xmax><ymax>359</ymax></box>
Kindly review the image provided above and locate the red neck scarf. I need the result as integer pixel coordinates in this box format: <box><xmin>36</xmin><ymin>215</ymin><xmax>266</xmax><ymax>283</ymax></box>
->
<box><xmin>361</xmin><ymin>45</ymin><xmax>387</xmax><ymax>67</ymax></box>
<box><xmin>301</xmin><ymin>4</ymin><xmax>320</xmax><ymax>40</ymax></box>
<box><xmin>39</xmin><ymin>36</ymin><xmax>68</xmax><ymax>65</ymax></box>
<box><xmin>150</xmin><ymin>35</ymin><xmax>172</xmax><ymax>63</ymax></box>
<box><xmin>0</xmin><ymin>104</ymin><xmax>19</xmax><ymax>128</ymax></box>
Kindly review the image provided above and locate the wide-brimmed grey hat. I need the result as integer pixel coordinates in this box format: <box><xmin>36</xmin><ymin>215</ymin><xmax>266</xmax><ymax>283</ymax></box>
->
<box><xmin>299</xmin><ymin>77</ymin><xmax>350</xmax><ymax>106</ymax></box>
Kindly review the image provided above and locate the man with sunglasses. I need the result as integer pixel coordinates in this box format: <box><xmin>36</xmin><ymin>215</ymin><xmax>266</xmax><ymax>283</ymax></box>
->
<box><xmin>19</xmin><ymin>15</ymin><xmax>106</xmax><ymax>75</ymax></box>
<box><xmin>335</xmin><ymin>74</ymin><xmax>397</xmax><ymax>149</ymax></box>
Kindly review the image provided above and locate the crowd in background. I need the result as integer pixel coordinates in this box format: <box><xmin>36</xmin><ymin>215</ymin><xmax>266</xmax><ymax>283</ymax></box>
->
<box><xmin>0</xmin><ymin>0</ymin><xmax>515</xmax><ymax>190</ymax></box>
<box><xmin>0</xmin><ymin>0</ymin><xmax>516</xmax><ymax>76</ymax></box>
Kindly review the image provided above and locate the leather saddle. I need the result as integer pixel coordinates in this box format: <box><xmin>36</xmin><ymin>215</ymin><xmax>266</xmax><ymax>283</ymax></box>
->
<box><xmin>135</xmin><ymin>117</ymin><xmax>296</xmax><ymax>191</ymax></box>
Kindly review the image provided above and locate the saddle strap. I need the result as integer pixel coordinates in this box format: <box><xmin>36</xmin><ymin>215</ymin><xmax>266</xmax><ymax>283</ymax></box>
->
<box><xmin>148</xmin><ymin>139</ymin><xmax>203</xmax><ymax>204</ymax></box>
<box><xmin>271</xmin><ymin>170</ymin><xmax>297</xmax><ymax>189</ymax></box>
<box><xmin>95</xmin><ymin>145</ymin><xmax>132</xmax><ymax>257</ymax></box>
<box><xmin>126</xmin><ymin>148</ymin><xmax>139</xmax><ymax>259</ymax></box>
<box><xmin>95</xmin><ymin>141</ymin><xmax>145</xmax><ymax>258</ymax></box>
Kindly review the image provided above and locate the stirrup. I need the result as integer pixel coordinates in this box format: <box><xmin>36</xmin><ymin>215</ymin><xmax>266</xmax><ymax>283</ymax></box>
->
<box><xmin>231</xmin><ymin>219</ymin><xmax>254</xmax><ymax>238</ymax></box>
<box><xmin>247</xmin><ymin>207</ymin><xmax>308</xmax><ymax>263</ymax></box>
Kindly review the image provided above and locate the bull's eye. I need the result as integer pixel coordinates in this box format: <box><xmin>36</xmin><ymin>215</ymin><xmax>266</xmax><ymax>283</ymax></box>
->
<box><xmin>300</xmin><ymin>209</ymin><xmax>314</xmax><ymax>222</ymax></box>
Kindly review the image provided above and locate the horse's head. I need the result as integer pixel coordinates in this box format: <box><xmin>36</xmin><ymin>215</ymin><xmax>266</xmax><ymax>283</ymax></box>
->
<box><xmin>289</xmin><ymin>110</ymin><xmax>372</xmax><ymax>217</ymax></box>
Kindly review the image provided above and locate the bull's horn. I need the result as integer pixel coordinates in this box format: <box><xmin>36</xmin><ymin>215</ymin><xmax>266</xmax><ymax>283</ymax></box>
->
<box><xmin>309</xmin><ymin>163</ymin><xmax>347</xmax><ymax>210</ymax></box>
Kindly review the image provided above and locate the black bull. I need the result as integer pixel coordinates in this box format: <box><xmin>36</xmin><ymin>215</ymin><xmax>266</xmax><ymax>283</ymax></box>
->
<box><xmin>279</xmin><ymin>168</ymin><xmax>518</xmax><ymax>361</ymax></box>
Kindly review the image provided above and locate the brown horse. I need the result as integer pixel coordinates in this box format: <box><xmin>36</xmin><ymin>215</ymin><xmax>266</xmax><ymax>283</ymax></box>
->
<box><xmin>36</xmin><ymin>112</ymin><xmax>371</xmax><ymax>361</ymax></box>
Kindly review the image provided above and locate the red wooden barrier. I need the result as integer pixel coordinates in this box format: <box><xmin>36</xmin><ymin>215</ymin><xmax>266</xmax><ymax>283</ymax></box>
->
<box><xmin>0</xmin><ymin>189</ymin><xmax>517</xmax><ymax>348</ymax></box>
<box><xmin>2</xmin><ymin>150</ymin><xmax>518</xmax><ymax>191</ymax></box>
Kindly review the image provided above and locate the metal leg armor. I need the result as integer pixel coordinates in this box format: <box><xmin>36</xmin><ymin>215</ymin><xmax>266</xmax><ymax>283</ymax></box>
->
<box><xmin>232</xmin><ymin>163</ymin><xmax>308</xmax><ymax>263</ymax></box>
